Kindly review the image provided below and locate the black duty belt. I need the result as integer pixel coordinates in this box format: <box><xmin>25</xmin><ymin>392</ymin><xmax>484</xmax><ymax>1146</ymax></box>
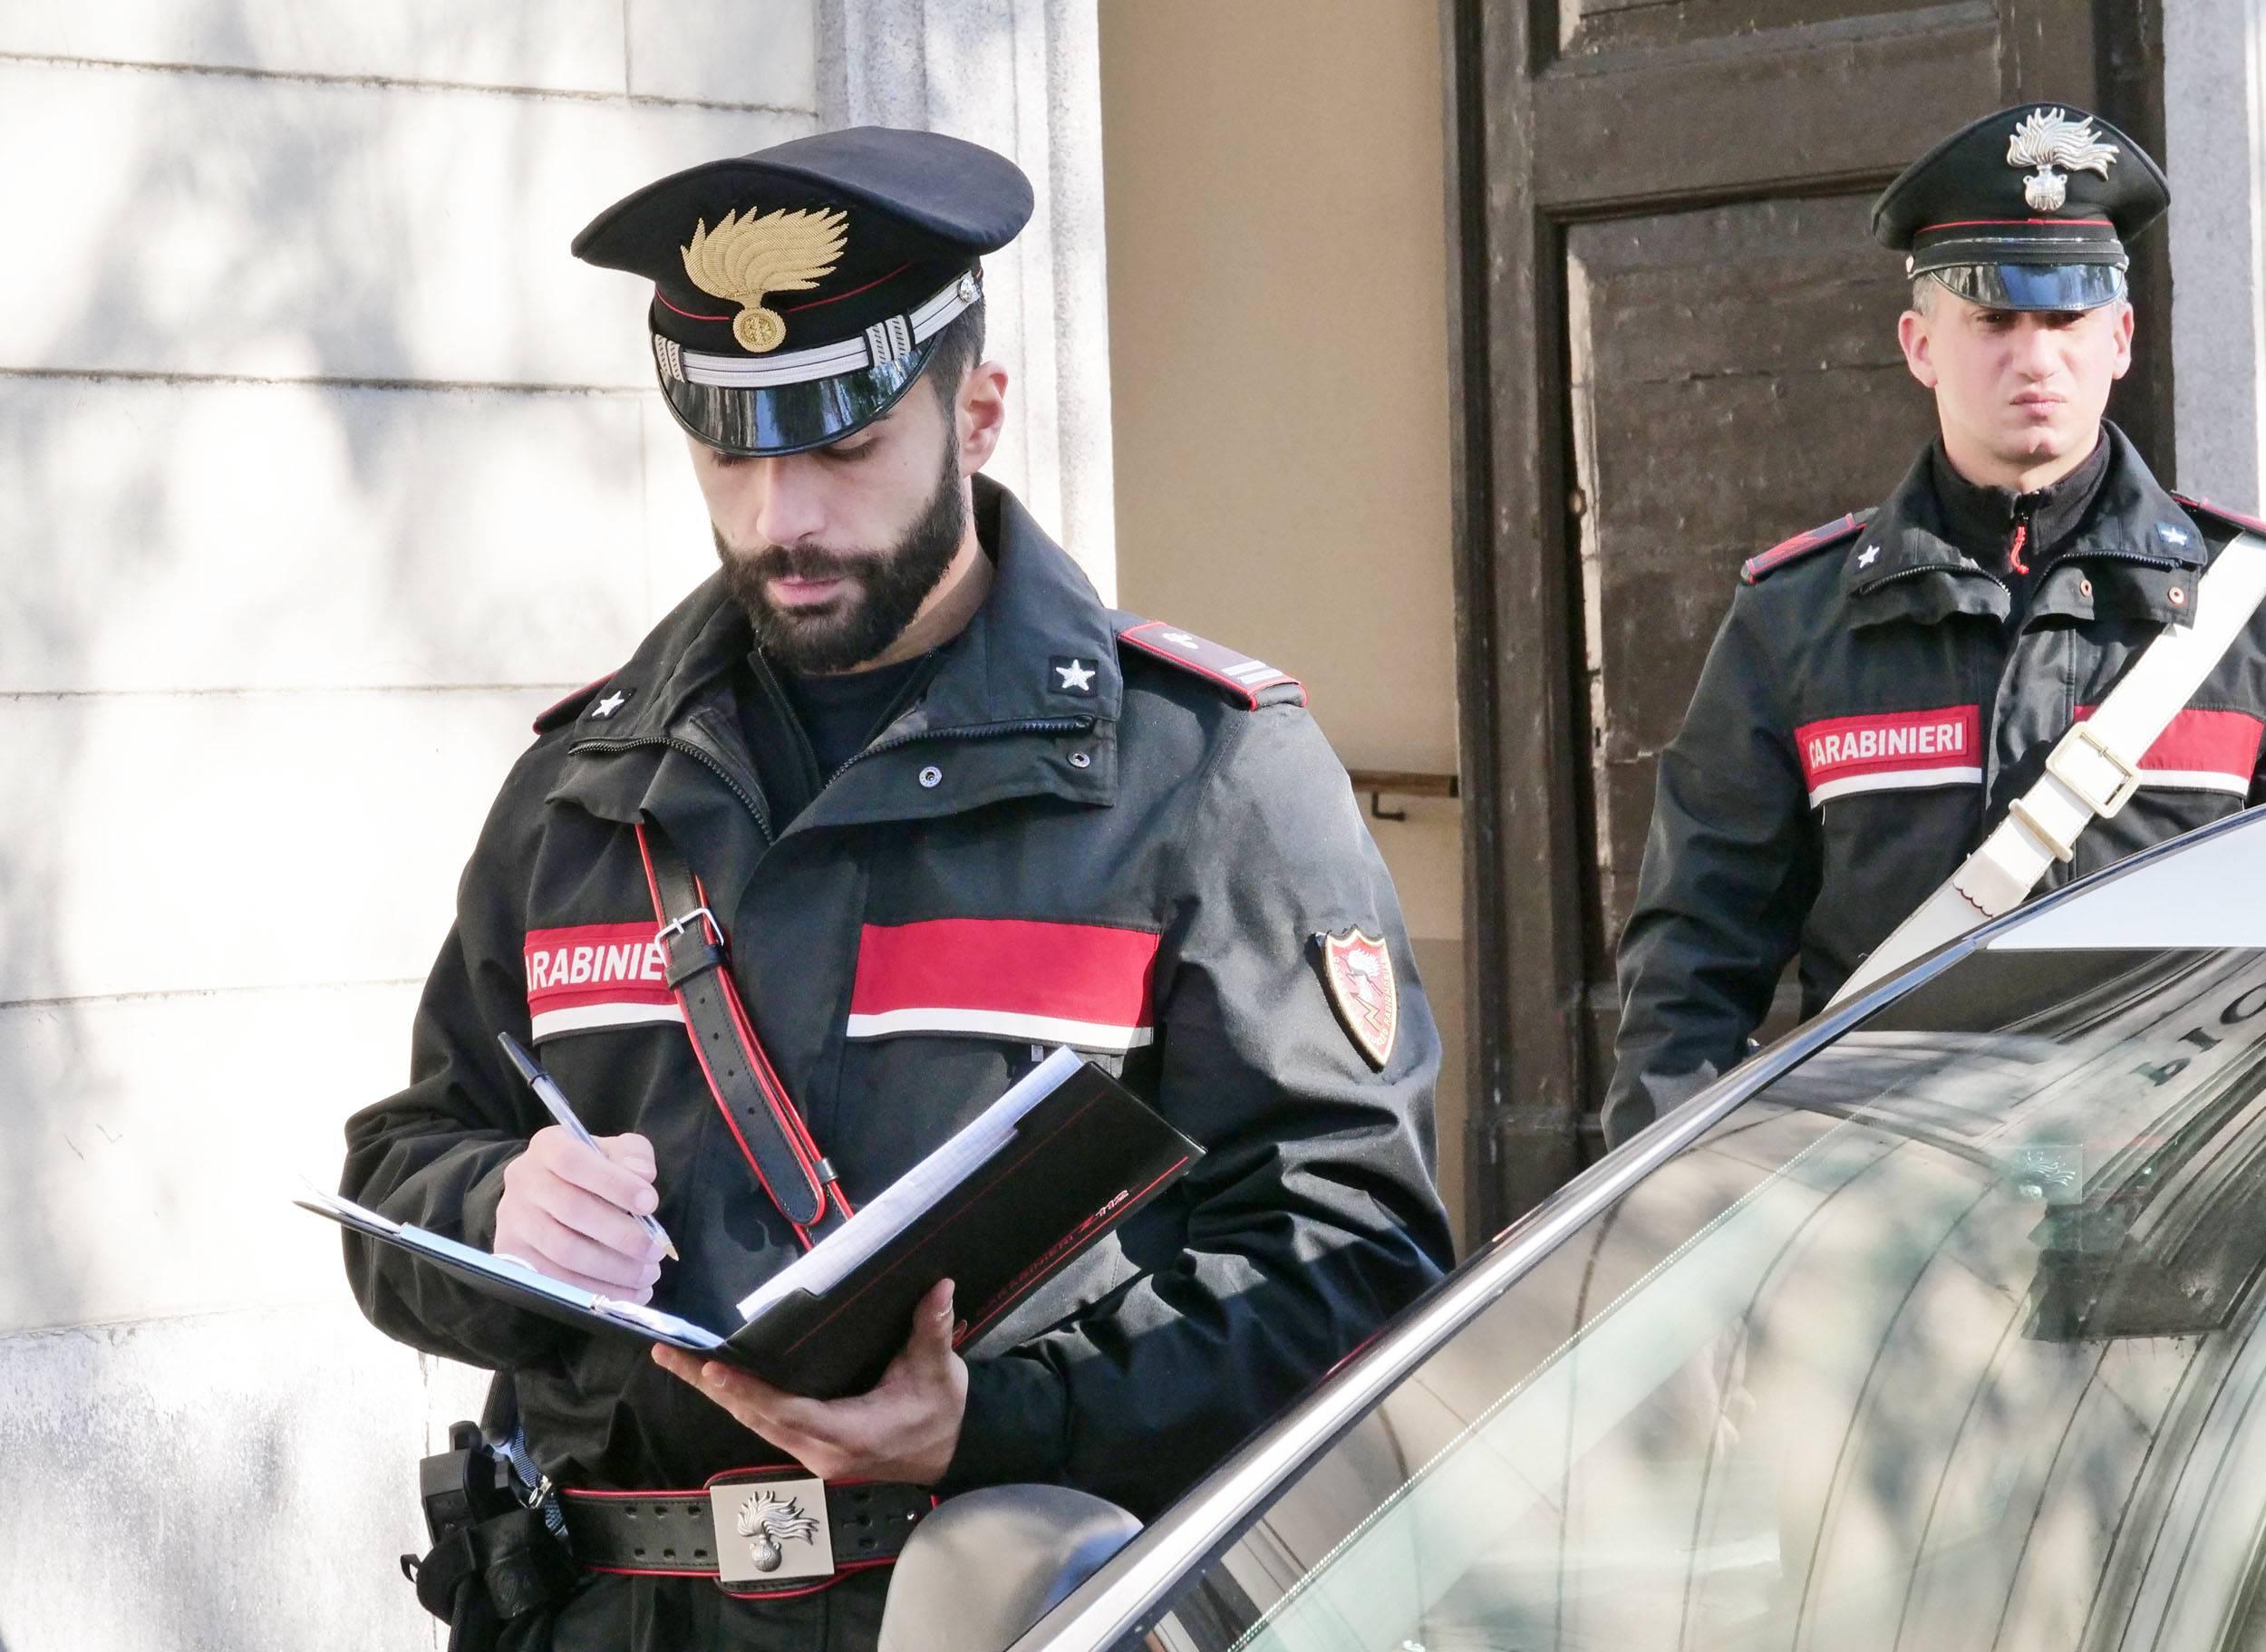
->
<box><xmin>559</xmin><ymin>1467</ymin><xmax>931</xmax><ymax>1597</ymax></box>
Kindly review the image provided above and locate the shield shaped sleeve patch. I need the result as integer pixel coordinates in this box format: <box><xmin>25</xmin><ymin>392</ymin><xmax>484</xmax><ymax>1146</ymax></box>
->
<box><xmin>1319</xmin><ymin>928</ymin><xmax>1398</xmax><ymax>1070</ymax></box>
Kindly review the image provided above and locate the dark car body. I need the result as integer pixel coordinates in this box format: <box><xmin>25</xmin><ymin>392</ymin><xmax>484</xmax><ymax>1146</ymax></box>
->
<box><xmin>1012</xmin><ymin>807</ymin><xmax>2266</xmax><ymax>1652</ymax></box>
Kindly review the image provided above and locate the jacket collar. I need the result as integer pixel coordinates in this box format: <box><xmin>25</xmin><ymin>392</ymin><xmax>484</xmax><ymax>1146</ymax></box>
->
<box><xmin>552</xmin><ymin>476</ymin><xmax>1119</xmax><ymax>826</ymax></box>
<box><xmin>567</xmin><ymin>477</ymin><xmax>1119</xmax><ymax>742</ymax></box>
<box><xmin>1929</xmin><ymin>430</ymin><xmax>2109</xmax><ymax>562</ymax></box>
<box><xmin>867</xmin><ymin>475</ymin><xmax>1125</xmax><ymax>739</ymax></box>
<box><xmin>1846</xmin><ymin>422</ymin><xmax>2204</xmax><ymax>631</ymax></box>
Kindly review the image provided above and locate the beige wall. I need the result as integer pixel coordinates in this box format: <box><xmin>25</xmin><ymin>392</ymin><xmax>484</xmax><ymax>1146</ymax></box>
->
<box><xmin>1099</xmin><ymin>0</ymin><xmax>1468</xmax><ymax>1242</ymax></box>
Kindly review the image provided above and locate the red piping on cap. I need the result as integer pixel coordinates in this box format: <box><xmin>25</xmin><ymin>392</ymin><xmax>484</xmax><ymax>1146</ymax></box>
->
<box><xmin>654</xmin><ymin>289</ymin><xmax>732</xmax><ymax>323</ymax></box>
<box><xmin>1919</xmin><ymin>218</ymin><xmax>2116</xmax><ymax>232</ymax></box>
<box><xmin>780</xmin><ymin>261</ymin><xmax>915</xmax><ymax>314</ymax></box>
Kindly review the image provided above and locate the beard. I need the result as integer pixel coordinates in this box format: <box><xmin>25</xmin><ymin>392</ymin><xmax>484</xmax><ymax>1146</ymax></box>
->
<box><xmin>715</xmin><ymin>432</ymin><xmax>968</xmax><ymax>675</ymax></box>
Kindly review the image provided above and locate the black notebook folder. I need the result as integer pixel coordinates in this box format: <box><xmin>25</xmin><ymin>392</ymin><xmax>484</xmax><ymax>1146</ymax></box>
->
<box><xmin>303</xmin><ymin>1048</ymin><xmax>1200</xmax><ymax>1399</ymax></box>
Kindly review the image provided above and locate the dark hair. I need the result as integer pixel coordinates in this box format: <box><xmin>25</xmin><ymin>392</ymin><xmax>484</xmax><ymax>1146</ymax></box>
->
<box><xmin>923</xmin><ymin>294</ymin><xmax>986</xmax><ymax>406</ymax></box>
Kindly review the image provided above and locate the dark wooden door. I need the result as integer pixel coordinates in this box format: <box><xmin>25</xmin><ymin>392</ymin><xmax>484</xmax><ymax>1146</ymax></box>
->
<box><xmin>1444</xmin><ymin>0</ymin><xmax>2170</xmax><ymax>1237</ymax></box>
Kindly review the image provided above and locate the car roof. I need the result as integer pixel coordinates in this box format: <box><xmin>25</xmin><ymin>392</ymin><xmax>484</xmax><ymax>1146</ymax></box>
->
<box><xmin>1986</xmin><ymin>805</ymin><xmax>2266</xmax><ymax>952</ymax></box>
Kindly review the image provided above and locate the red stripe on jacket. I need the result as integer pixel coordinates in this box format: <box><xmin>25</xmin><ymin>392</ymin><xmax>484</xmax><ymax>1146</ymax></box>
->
<box><xmin>848</xmin><ymin>919</ymin><xmax>1159</xmax><ymax>1028</ymax></box>
<box><xmin>524</xmin><ymin>923</ymin><xmax>674</xmax><ymax>1015</ymax></box>
<box><xmin>2076</xmin><ymin>706</ymin><xmax>2265</xmax><ymax>780</ymax></box>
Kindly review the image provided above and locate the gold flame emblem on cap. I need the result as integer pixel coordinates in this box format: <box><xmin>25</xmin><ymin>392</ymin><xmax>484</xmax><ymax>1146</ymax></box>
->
<box><xmin>681</xmin><ymin>206</ymin><xmax>849</xmax><ymax>353</ymax></box>
<box><xmin>2005</xmin><ymin>108</ymin><xmax>2119</xmax><ymax>213</ymax></box>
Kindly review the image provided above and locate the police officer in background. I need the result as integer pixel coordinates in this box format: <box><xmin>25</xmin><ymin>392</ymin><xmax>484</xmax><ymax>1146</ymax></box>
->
<box><xmin>1606</xmin><ymin>105</ymin><xmax>2266</xmax><ymax>1146</ymax></box>
<box><xmin>340</xmin><ymin>126</ymin><xmax>1452</xmax><ymax>1649</ymax></box>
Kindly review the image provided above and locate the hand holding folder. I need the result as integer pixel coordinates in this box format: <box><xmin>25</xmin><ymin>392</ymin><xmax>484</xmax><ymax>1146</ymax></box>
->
<box><xmin>305</xmin><ymin>1048</ymin><xmax>1201</xmax><ymax>1398</ymax></box>
<box><xmin>650</xmin><ymin>1274</ymin><xmax>967</xmax><ymax>1487</ymax></box>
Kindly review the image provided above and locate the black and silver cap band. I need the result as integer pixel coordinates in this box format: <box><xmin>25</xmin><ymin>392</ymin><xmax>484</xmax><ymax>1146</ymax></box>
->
<box><xmin>652</xmin><ymin>270</ymin><xmax>981</xmax><ymax>456</ymax></box>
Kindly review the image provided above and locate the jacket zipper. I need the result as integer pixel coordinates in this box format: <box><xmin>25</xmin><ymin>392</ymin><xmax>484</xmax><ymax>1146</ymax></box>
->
<box><xmin>2037</xmin><ymin>546</ymin><xmax>2190</xmax><ymax>575</ymax></box>
<box><xmin>1856</xmin><ymin>546</ymin><xmax>2186</xmax><ymax>604</ymax></box>
<box><xmin>825</xmin><ymin>713</ymin><xmax>1099</xmax><ymax>788</ymax></box>
<box><xmin>1858</xmin><ymin>564</ymin><xmax>2010</xmax><ymax>600</ymax></box>
<box><xmin>575</xmin><ymin>714</ymin><xmax>1101</xmax><ymax>832</ymax></box>
<box><xmin>572</xmin><ymin>733</ymin><xmax>777</xmax><ymax>842</ymax></box>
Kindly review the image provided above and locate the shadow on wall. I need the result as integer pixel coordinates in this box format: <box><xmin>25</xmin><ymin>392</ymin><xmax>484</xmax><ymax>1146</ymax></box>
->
<box><xmin>2</xmin><ymin>5</ymin><xmax>702</xmax><ymax>1334</ymax></box>
<box><xmin>0</xmin><ymin>5</ymin><xmax>720</xmax><ymax>1647</ymax></box>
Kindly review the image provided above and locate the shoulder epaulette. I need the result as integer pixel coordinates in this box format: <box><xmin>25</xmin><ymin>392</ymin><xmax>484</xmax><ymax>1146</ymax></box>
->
<box><xmin>1117</xmin><ymin>620</ymin><xmax>1308</xmax><ymax>710</ymax></box>
<box><xmin>2173</xmin><ymin>492</ymin><xmax>2266</xmax><ymax>542</ymax></box>
<box><xmin>1739</xmin><ymin>510</ymin><xmax>1874</xmax><ymax>584</ymax></box>
<box><xmin>532</xmin><ymin>676</ymin><xmax>613</xmax><ymax>734</ymax></box>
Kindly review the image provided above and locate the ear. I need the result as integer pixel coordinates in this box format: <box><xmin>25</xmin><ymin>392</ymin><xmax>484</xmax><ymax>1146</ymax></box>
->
<box><xmin>2108</xmin><ymin>299</ymin><xmax>2135</xmax><ymax>382</ymax></box>
<box><xmin>954</xmin><ymin>361</ymin><xmax>1011</xmax><ymax>477</ymax></box>
<box><xmin>1897</xmin><ymin>307</ymin><xmax>1938</xmax><ymax>391</ymax></box>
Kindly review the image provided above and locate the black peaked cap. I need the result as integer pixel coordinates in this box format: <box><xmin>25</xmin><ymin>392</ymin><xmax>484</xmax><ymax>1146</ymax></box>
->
<box><xmin>1872</xmin><ymin>104</ymin><xmax>2168</xmax><ymax>311</ymax></box>
<box><xmin>574</xmin><ymin>126</ymin><xmax>1034</xmax><ymax>456</ymax></box>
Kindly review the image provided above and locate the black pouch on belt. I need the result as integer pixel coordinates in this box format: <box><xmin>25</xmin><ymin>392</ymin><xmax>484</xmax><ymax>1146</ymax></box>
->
<box><xmin>404</xmin><ymin>1419</ymin><xmax>579</xmax><ymax>1652</ymax></box>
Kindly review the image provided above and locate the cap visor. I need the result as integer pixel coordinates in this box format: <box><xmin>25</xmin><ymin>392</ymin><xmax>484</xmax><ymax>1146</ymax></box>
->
<box><xmin>657</xmin><ymin>338</ymin><xmax>937</xmax><ymax>457</ymax></box>
<box><xmin>1930</xmin><ymin>263</ymin><xmax>2128</xmax><ymax>312</ymax></box>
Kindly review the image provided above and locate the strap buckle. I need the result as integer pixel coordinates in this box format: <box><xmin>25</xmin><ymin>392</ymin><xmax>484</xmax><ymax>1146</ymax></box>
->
<box><xmin>656</xmin><ymin>905</ymin><xmax>721</xmax><ymax>948</ymax></box>
<box><xmin>2044</xmin><ymin>722</ymin><xmax>2144</xmax><ymax>823</ymax></box>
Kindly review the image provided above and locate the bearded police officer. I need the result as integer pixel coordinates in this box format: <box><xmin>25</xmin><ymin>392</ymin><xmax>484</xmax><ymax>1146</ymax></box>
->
<box><xmin>340</xmin><ymin>127</ymin><xmax>1453</xmax><ymax>1649</ymax></box>
<box><xmin>1605</xmin><ymin>105</ymin><xmax>2266</xmax><ymax>1146</ymax></box>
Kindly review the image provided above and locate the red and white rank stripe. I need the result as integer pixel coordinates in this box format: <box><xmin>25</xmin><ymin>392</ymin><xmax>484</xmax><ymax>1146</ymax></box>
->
<box><xmin>846</xmin><ymin>918</ymin><xmax>1160</xmax><ymax>1052</ymax></box>
<box><xmin>1795</xmin><ymin>705</ymin><xmax>1983</xmax><ymax>806</ymax></box>
<box><xmin>523</xmin><ymin>923</ymin><xmax>683</xmax><ymax>1040</ymax></box>
<box><xmin>2076</xmin><ymin>705</ymin><xmax>2263</xmax><ymax>795</ymax></box>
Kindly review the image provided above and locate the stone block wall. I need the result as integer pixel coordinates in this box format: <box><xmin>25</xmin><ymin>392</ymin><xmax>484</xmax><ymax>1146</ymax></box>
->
<box><xmin>2</xmin><ymin>5</ymin><xmax>1112</xmax><ymax>1643</ymax></box>
<box><xmin>818</xmin><ymin>0</ymin><xmax>1115</xmax><ymax>594</ymax></box>
<box><xmin>0</xmin><ymin>12</ymin><xmax>816</xmax><ymax>1647</ymax></box>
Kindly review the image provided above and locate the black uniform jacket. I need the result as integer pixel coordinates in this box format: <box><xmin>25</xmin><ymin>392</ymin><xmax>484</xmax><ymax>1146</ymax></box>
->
<box><xmin>1606</xmin><ymin>425</ymin><xmax>2266</xmax><ymax>1145</ymax></box>
<box><xmin>341</xmin><ymin>479</ymin><xmax>1453</xmax><ymax>1534</ymax></box>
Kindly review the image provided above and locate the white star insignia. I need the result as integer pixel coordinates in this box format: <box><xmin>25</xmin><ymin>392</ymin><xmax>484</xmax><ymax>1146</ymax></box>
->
<box><xmin>591</xmin><ymin>691</ymin><xmax>627</xmax><ymax>719</ymax></box>
<box><xmin>1856</xmin><ymin>545</ymin><xmax>1880</xmax><ymax>568</ymax></box>
<box><xmin>1161</xmin><ymin>631</ymin><xmax>1198</xmax><ymax>648</ymax></box>
<box><xmin>1055</xmin><ymin>659</ymin><xmax>1096</xmax><ymax>692</ymax></box>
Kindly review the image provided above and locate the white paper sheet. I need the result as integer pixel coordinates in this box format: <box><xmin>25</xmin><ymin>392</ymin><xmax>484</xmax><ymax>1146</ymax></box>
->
<box><xmin>733</xmin><ymin>1046</ymin><xmax>1086</xmax><ymax>1323</ymax></box>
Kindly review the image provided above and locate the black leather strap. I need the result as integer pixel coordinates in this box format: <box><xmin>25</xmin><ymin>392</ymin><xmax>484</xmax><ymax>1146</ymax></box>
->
<box><xmin>635</xmin><ymin>820</ymin><xmax>849</xmax><ymax>1244</ymax></box>
<box><xmin>559</xmin><ymin>1478</ymin><xmax>929</xmax><ymax>1591</ymax></box>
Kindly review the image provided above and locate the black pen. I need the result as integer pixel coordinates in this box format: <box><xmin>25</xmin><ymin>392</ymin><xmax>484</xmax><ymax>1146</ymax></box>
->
<box><xmin>499</xmin><ymin>1031</ymin><xmax>679</xmax><ymax>1261</ymax></box>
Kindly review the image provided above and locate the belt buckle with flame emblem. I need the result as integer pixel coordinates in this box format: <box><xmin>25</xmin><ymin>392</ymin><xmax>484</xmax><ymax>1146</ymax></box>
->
<box><xmin>709</xmin><ymin>1473</ymin><xmax>836</xmax><ymax>1586</ymax></box>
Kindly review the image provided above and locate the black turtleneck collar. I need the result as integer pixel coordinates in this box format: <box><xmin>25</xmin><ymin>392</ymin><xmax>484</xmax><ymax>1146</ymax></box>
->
<box><xmin>1845</xmin><ymin>423</ymin><xmax>2204</xmax><ymax>635</ymax></box>
<box><xmin>1929</xmin><ymin>430</ymin><xmax>2113</xmax><ymax>573</ymax></box>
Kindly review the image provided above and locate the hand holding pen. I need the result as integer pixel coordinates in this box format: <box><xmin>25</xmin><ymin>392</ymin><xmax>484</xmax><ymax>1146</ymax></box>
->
<box><xmin>491</xmin><ymin>1032</ymin><xmax>680</xmax><ymax>1299</ymax></box>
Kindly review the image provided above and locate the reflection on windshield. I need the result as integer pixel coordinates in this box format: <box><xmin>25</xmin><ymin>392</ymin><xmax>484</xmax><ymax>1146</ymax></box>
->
<box><xmin>1124</xmin><ymin>948</ymin><xmax>2266</xmax><ymax>1652</ymax></box>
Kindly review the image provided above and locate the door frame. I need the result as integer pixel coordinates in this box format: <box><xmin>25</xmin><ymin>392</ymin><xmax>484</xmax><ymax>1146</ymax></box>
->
<box><xmin>1440</xmin><ymin>0</ymin><xmax>1586</xmax><ymax>1244</ymax></box>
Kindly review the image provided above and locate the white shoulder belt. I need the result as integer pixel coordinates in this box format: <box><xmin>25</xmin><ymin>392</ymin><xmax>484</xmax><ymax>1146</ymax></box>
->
<box><xmin>1832</xmin><ymin>529</ymin><xmax>2266</xmax><ymax>1004</ymax></box>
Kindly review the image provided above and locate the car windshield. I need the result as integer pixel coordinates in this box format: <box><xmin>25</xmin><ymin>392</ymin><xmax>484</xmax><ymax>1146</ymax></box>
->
<box><xmin>1115</xmin><ymin>942</ymin><xmax>2266</xmax><ymax>1652</ymax></box>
